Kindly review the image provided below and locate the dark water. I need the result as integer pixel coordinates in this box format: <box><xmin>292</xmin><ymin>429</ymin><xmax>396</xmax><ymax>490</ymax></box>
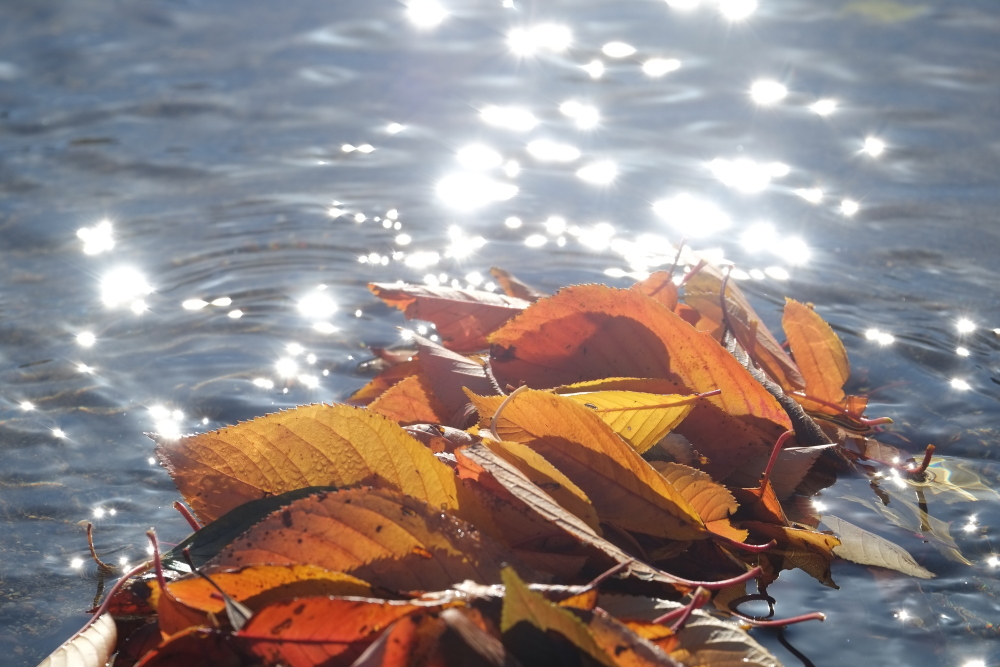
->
<box><xmin>2</xmin><ymin>0</ymin><xmax>1000</xmax><ymax>664</ymax></box>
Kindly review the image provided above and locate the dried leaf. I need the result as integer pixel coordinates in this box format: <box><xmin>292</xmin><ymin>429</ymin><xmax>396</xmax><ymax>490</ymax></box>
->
<box><xmin>650</xmin><ymin>462</ymin><xmax>747</xmax><ymax>542</ymax></box>
<box><xmin>683</xmin><ymin>265</ymin><xmax>804</xmax><ymax>392</ymax></box>
<box><xmin>500</xmin><ymin>567</ymin><xmax>614</xmax><ymax>667</ymax></box>
<box><xmin>488</xmin><ymin>286</ymin><xmax>791</xmax><ymax>478</ymax></box>
<box><xmin>349</xmin><ymin>360</ymin><xmax>421</xmax><ymax>406</ymax></box>
<box><xmin>482</xmin><ymin>439</ymin><xmax>601</xmax><ymax>533</ymax></box>
<box><xmin>561</xmin><ymin>391</ymin><xmax>697</xmax><ymax>454</ymax></box>
<box><xmin>742</xmin><ymin>521</ymin><xmax>841</xmax><ymax>588</ymax></box>
<box><xmin>724</xmin><ymin>445</ymin><xmax>837</xmax><ymax>500</ymax></box>
<box><xmin>134</xmin><ymin>628</ymin><xmax>244</xmax><ymax>667</ymax></box>
<box><xmin>239</xmin><ymin>597</ymin><xmax>441</xmax><ymax>667</ymax></box>
<box><xmin>586</xmin><ymin>609</ymin><xmax>682</xmax><ymax>667</ymax></box>
<box><xmin>350</xmin><ymin>610</ymin><xmax>448</xmax><ymax>667</ymax></box>
<box><xmin>370</xmin><ymin>283</ymin><xmax>529</xmax><ymax>352</ymax></box>
<box><xmin>782</xmin><ymin>299</ymin><xmax>849</xmax><ymax>413</ymax></box>
<box><xmin>211</xmin><ymin>487</ymin><xmax>525</xmax><ymax>591</ymax></box>
<box><xmin>369</xmin><ymin>373</ymin><xmax>450</xmax><ymax>425</ymax></box>
<box><xmin>631</xmin><ymin>271</ymin><xmax>679</xmax><ymax>310</ymax></box>
<box><xmin>155</xmin><ymin>403</ymin><xmax>462</xmax><ymax>524</ymax></box>
<box><xmin>468</xmin><ymin>389</ymin><xmax>706</xmax><ymax>540</ymax></box>
<box><xmin>821</xmin><ymin>514</ymin><xmax>934</xmax><ymax>578</ymax></box>
<box><xmin>414</xmin><ymin>333</ymin><xmax>499</xmax><ymax>421</ymax></box>
<box><xmin>37</xmin><ymin>614</ymin><xmax>116</xmax><ymax>667</ymax></box>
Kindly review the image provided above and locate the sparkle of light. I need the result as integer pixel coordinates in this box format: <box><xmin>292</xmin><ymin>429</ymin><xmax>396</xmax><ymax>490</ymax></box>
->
<box><xmin>211</xmin><ymin>297</ymin><xmax>232</xmax><ymax>307</ymax></box>
<box><xmin>956</xmin><ymin>318</ymin><xmax>976</xmax><ymax>334</ymax></box>
<box><xmin>505</xmin><ymin>216</ymin><xmax>523</xmax><ymax>229</ymax></box>
<box><xmin>602</xmin><ymin>41</ymin><xmax>636</xmax><ymax>58</ymax></box>
<box><xmin>406</xmin><ymin>0</ymin><xmax>447</xmax><ymax>27</ymax></box>
<box><xmin>404</xmin><ymin>251</ymin><xmax>441</xmax><ymax>268</ymax></box>
<box><xmin>20</xmin><ymin>401</ymin><xmax>34</xmax><ymax>411</ymax></box>
<box><xmin>298</xmin><ymin>374</ymin><xmax>320</xmax><ymax>388</ymax></box>
<box><xmin>70</xmin><ymin>558</ymin><xmax>84</xmax><ymax>570</ymax></box>
<box><xmin>666</xmin><ymin>0</ymin><xmax>700</xmax><ymax>8</ymax></box>
<box><xmin>710</xmin><ymin>158</ymin><xmax>773</xmax><ymax>193</ymax></box>
<box><xmin>298</xmin><ymin>290</ymin><xmax>336</xmax><ymax>320</ymax></box>
<box><xmin>581</xmin><ymin>59</ymin><xmax>605</xmax><ymax>78</ymax></box>
<box><xmin>526</xmin><ymin>139</ymin><xmax>581</xmax><ymax>162</ymax></box>
<box><xmin>956</xmin><ymin>346</ymin><xmax>970</xmax><ymax>357</ymax></box>
<box><xmin>52</xmin><ymin>428</ymin><xmax>66</xmax><ymax>438</ymax></box>
<box><xmin>559</xmin><ymin>101</ymin><xmax>600</xmax><ymax>129</ymax></box>
<box><xmin>508</xmin><ymin>24</ymin><xmax>572</xmax><ymax>55</ymax></box>
<box><xmin>436</xmin><ymin>172</ymin><xmax>518</xmax><ymax>209</ymax></box>
<box><xmin>863</xmin><ymin>137</ymin><xmax>886</xmax><ymax>157</ymax></box>
<box><xmin>866</xmin><ymin>329</ymin><xmax>895</xmax><ymax>346</ymax></box>
<box><xmin>276</xmin><ymin>357</ymin><xmax>298</xmax><ymax>377</ymax></box>
<box><xmin>101</xmin><ymin>267</ymin><xmax>153</xmax><ymax>308</ymax></box>
<box><xmin>395</xmin><ymin>233</ymin><xmax>412</xmax><ymax>245</ymax></box>
<box><xmin>642</xmin><ymin>58</ymin><xmax>681</xmax><ymax>77</ymax></box>
<box><xmin>576</xmin><ymin>161</ymin><xmax>618</xmax><ymax>185</ymax></box>
<box><xmin>794</xmin><ymin>188</ymin><xmax>824</xmax><ymax>203</ymax></box>
<box><xmin>525</xmin><ymin>234</ymin><xmax>547</xmax><ymax>248</ymax></box>
<box><xmin>750</xmin><ymin>79</ymin><xmax>788</xmax><ymax>105</ymax></box>
<box><xmin>810</xmin><ymin>99</ymin><xmax>838</xmax><ymax>116</ymax></box>
<box><xmin>840</xmin><ymin>199</ymin><xmax>860</xmax><ymax>216</ymax></box>
<box><xmin>653</xmin><ymin>194</ymin><xmax>730</xmax><ymax>237</ymax></box>
<box><xmin>182</xmin><ymin>299</ymin><xmax>208</xmax><ymax>310</ymax></box>
<box><xmin>228</xmin><ymin>309</ymin><xmax>243</xmax><ymax>319</ymax></box>
<box><xmin>386</xmin><ymin>123</ymin><xmax>404</xmax><ymax>134</ymax></box>
<box><xmin>950</xmin><ymin>378</ymin><xmax>971</xmax><ymax>391</ymax></box>
<box><xmin>77</xmin><ymin>220</ymin><xmax>115</xmax><ymax>255</ymax></box>
<box><xmin>77</xmin><ymin>331</ymin><xmax>96</xmax><ymax>347</ymax></box>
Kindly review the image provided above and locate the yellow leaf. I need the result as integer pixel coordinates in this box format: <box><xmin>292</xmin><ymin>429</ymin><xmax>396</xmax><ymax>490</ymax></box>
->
<box><xmin>468</xmin><ymin>389</ymin><xmax>706</xmax><ymax>540</ymax></box>
<box><xmin>650</xmin><ymin>462</ymin><xmax>748</xmax><ymax>543</ymax></box>
<box><xmin>782</xmin><ymin>299</ymin><xmax>850</xmax><ymax>412</ymax></box>
<box><xmin>155</xmin><ymin>403</ymin><xmax>463</xmax><ymax>524</ymax></box>
<box><xmin>560</xmin><ymin>391</ymin><xmax>698</xmax><ymax>454</ymax></box>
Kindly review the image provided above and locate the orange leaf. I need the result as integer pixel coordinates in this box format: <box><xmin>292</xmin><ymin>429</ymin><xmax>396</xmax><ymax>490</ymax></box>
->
<box><xmin>239</xmin><ymin>597</ymin><xmax>443</xmax><ymax>667</ymax></box>
<box><xmin>370</xmin><ymin>282</ymin><xmax>529</xmax><ymax>352</ymax></box>
<box><xmin>155</xmin><ymin>403</ymin><xmax>464</xmax><ymax>524</ymax></box>
<box><xmin>153</xmin><ymin>565</ymin><xmax>373</xmax><ymax>635</ymax></box>
<box><xmin>468</xmin><ymin>390</ymin><xmax>706</xmax><ymax>540</ymax></box>
<box><xmin>348</xmin><ymin>359</ymin><xmax>421</xmax><ymax>406</ymax></box>
<box><xmin>488</xmin><ymin>285</ymin><xmax>791</xmax><ymax>475</ymax></box>
<box><xmin>650</xmin><ymin>462</ymin><xmax>748</xmax><ymax>543</ymax></box>
<box><xmin>782</xmin><ymin>298</ymin><xmax>850</xmax><ymax>412</ymax></box>
<box><xmin>369</xmin><ymin>373</ymin><xmax>450</xmax><ymax>425</ymax></box>
<box><xmin>134</xmin><ymin>627</ymin><xmax>245</xmax><ymax>667</ymax></box>
<box><xmin>210</xmin><ymin>487</ymin><xmax>528</xmax><ymax>592</ymax></box>
<box><xmin>683</xmin><ymin>265</ymin><xmax>804</xmax><ymax>391</ymax></box>
<box><xmin>741</xmin><ymin>521</ymin><xmax>841</xmax><ymax>588</ymax></box>
<box><xmin>413</xmin><ymin>333</ymin><xmax>499</xmax><ymax>424</ymax></box>
<box><xmin>631</xmin><ymin>271</ymin><xmax>679</xmax><ymax>310</ymax></box>
<box><xmin>482</xmin><ymin>439</ymin><xmax>601</xmax><ymax>533</ymax></box>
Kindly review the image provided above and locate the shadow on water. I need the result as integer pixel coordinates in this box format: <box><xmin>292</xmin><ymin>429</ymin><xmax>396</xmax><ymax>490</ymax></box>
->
<box><xmin>2</xmin><ymin>0</ymin><xmax>999</xmax><ymax>664</ymax></box>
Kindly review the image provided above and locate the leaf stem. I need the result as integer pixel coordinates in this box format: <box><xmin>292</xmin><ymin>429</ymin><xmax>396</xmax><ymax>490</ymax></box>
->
<box><xmin>759</xmin><ymin>430</ymin><xmax>795</xmax><ymax>492</ymax></box>
<box><xmin>489</xmin><ymin>384</ymin><xmax>528</xmax><ymax>441</ymax></box>
<box><xmin>173</xmin><ymin>500</ymin><xmax>202</xmax><ymax>532</ymax></box>
<box><xmin>85</xmin><ymin>522</ymin><xmax>117</xmax><ymax>574</ymax></box>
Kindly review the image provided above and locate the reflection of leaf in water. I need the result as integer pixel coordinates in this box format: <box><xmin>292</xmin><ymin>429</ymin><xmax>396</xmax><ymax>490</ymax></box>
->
<box><xmin>915</xmin><ymin>459</ymin><xmax>1000</xmax><ymax>504</ymax></box>
<box><xmin>843</xmin><ymin>0</ymin><xmax>929</xmax><ymax>23</ymax></box>
<box><xmin>841</xmin><ymin>493</ymin><xmax>971</xmax><ymax>566</ymax></box>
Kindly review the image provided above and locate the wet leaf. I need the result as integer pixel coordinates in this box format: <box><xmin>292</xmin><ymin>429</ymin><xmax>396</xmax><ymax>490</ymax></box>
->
<box><xmin>724</xmin><ymin>445</ymin><xmax>837</xmax><ymax>501</ymax></box>
<box><xmin>134</xmin><ymin>628</ymin><xmax>245</xmax><ymax>667</ymax></box>
<box><xmin>468</xmin><ymin>389</ymin><xmax>706</xmax><ymax>540</ymax></box>
<box><xmin>821</xmin><ymin>514</ymin><xmax>933</xmax><ymax>578</ymax></box>
<box><xmin>683</xmin><ymin>265</ymin><xmax>804</xmax><ymax>392</ymax></box>
<box><xmin>155</xmin><ymin>403</ymin><xmax>463</xmax><ymax>524</ymax></box>
<box><xmin>488</xmin><ymin>286</ymin><xmax>791</xmax><ymax>477</ymax></box>
<box><xmin>369</xmin><ymin>373</ymin><xmax>450</xmax><ymax>425</ymax></box>
<box><xmin>239</xmin><ymin>597</ymin><xmax>441</xmax><ymax>667</ymax></box>
<box><xmin>370</xmin><ymin>282</ymin><xmax>530</xmax><ymax>352</ymax></box>
<box><xmin>37</xmin><ymin>614</ymin><xmax>116</xmax><ymax>667</ymax></box>
<box><xmin>481</xmin><ymin>439</ymin><xmax>601</xmax><ymax>533</ymax></box>
<box><xmin>500</xmin><ymin>567</ymin><xmax>614</xmax><ymax>667</ymax></box>
<box><xmin>561</xmin><ymin>390</ymin><xmax>698</xmax><ymax>454</ymax></box>
<box><xmin>211</xmin><ymin>487</ymin><xmax>525</xmax><ymax>591</ymax></box>
<box><xmin>782</xmin><ymin>299</ymin><xmax>849</xmax><ymax>413</ymax></box>
<box><xmin>742</xmin><ymin>521</ymin><xmax>840</xmax><ymax>588</ymax></box>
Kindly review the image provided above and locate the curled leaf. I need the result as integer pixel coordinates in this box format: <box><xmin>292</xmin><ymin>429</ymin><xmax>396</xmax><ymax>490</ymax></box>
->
<box><xmin>37</xmin><ymin>613</ymin><xmax>116</xmax><ymax>667</ymax></box>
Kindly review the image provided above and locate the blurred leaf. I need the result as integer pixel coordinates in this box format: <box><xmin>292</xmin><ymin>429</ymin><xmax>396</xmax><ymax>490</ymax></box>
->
<box><xmin>369</xmin><ymin>373</ymin><xmax>450</xmax><ymax>425</ymax></box>
<box><xmin>349</xmin><ymin>359</ymin><xmax>422</xmax><ymax>406</ymax></box>
<box><xmin>631</xmin><ymin>271</ymin><xmax>679</xmax><ymax>311</ymax></box>
<box><xmin>491</xmin><ymin>267</ymin><xmax>547</xmax><ymax>302</ymax></box>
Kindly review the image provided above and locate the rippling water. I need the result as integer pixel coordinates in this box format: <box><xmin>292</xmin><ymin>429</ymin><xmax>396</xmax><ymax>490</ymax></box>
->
<box><xmin>2</xmin><ymin>0</ymin><xmax>1000</xmax><ymax>664</ymax></box>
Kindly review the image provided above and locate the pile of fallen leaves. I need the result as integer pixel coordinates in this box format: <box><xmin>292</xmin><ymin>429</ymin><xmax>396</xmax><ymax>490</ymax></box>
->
<box><xmin>41</xmin><ymin>264</ymin><xmax>940</xmax><ymax>667</ymax></box>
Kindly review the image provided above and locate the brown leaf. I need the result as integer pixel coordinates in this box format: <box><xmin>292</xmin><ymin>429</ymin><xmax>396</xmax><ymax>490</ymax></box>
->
<box><xmin>134</xmin><ymin>628</ymin><xmax>245</xmax><ymax>667</ymax></box>
<box><xmin>822</xmin><ymin>514</ymin><xmax>934</xmax><ymax>578</ymax></box>
<box><xmin>37</xmin><ymin>614</ymin><xmax>116</xmax><ymax>667</ymax></box>
<box><xmin>782</xmin><ymin>299</ymin><xmax>850</xmax><ymax>413</ymax></box>
<box><xmin>155</xmin><ymin>403</ymin><xmax>463</xmax><ymax>524</ymax></box>
<box><xmin>500</xmin><ymin>567</ymin><xmax>615</xmax><ymax>667</ymax></box>
<box><xmin>414</xmin><ymin>333</ymin><xmax>499</xmax><ymax>423</ymax></box>
<box><xmin>683</xmin><ymin>265</ymin><xmax>804</xmax><ymax>392</ymax></box>
<box><xmin>586</xmin><ymin>609</ymin><xmax>682</xmax><ymax>667</ymax></box>
<box><xmin>488</xmin><ymin>285</ymin><xmax>791</xmax><ymax>478</ymax></box>
<box><xmin>370</xmin><ymin>283</ymin><xmax>530</xmax><ymax>352</ymax></box>
<box><xmin>723</xmin><ymin>444</ymin><xmax>837</xmax><ymax>500</ymax></box>
<box><xmin>742</xmin><ymin>521</ymin><xmax>840</xmax><ymax>588</ymax></box>
<box><xmin>369</xmin><ymin>373</ymin><xmax>450</xmax><ymax>425</ymax></box>
<box><xmin>491</xmin><ymin>267</ymin><xmax>547</xmax><ymax>302</ymax></box>
<box><xmin>210</xmin><ymin>487</ymin><xmax>526</xmax><ymax>592</ymax></box>
<box><xmin>468</xmin><ymin>390</ymin><xmax>706</xmax><ymax>540</ymax></box>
